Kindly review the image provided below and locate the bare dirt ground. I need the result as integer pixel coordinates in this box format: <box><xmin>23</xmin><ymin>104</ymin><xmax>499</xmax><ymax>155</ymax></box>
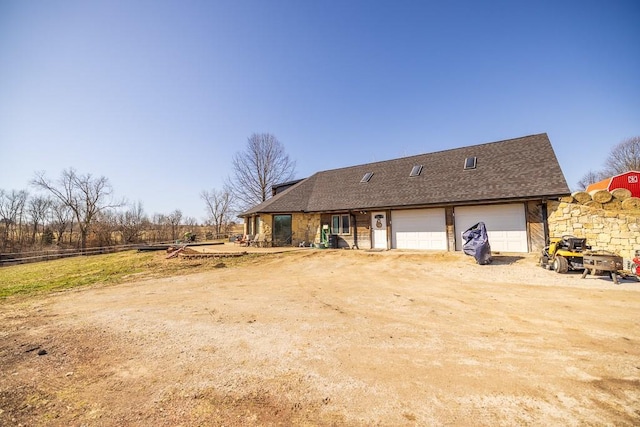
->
<box><xmin>1</xmin><ymin>248</ymin><xmax>639</xmax><ymax>426</ymax></box>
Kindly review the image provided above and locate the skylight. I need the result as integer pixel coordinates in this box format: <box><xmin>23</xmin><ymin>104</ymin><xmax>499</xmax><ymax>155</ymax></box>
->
<box><xmin>464</xmin><ymin>157</ymin><xmax>477</xmax><ymax>170</ymax></box>
<box><xmin>409</xmin><ymin>165</ymin><xmax>423</xmax><ymax>177</ymax></box>
<box><xmin>360</xmin><ymin>172</ymin><xmax>374</xmax><ymax>183</ymax></box>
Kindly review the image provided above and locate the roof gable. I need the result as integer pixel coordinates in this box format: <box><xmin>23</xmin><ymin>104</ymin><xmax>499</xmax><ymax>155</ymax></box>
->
<box><xmin>243</xmin><ymin>133</ymin><xmax>569</xmax><ymax>215</ymax></box>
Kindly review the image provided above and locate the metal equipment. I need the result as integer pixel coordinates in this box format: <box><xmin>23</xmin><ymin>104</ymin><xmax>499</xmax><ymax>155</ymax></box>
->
<box><xmin>633</xmin><ymin>250</ymin><xmax>640</xmax><ymax>276</ymax></box>
<box><xmin>581</xmin><ymin>251</ymin><xmax>624</xmax><ymax>284</ymax></box>
<box><xmin>540</xmin><ymin>235</ymin><xmax>589</xmax><ymax>273</ymax></box>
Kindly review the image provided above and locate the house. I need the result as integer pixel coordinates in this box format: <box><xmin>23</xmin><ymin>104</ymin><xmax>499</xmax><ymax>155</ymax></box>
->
<box><xmin>585</xmin><ymin>171</ymin><xmax>640</xmax><ymax>198</ymax></box>
<box><xmin>241</xmin><ymin>133</ymin><xmax>570</xmax><ymax>253</ymax></box>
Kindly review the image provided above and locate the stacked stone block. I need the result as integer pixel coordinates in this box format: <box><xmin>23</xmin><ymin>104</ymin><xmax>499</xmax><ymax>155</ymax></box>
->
<box><xmin>547</xmin><ymin>190</ymin><xmax>640</xmax><ymax>262</ymax></box>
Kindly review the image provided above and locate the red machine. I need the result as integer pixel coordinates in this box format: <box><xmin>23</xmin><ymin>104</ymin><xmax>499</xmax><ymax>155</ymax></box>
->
<box><xmin>633</xmin><ymin>250</ymin><xmax>640</xmax><ymax>276</ymax></box>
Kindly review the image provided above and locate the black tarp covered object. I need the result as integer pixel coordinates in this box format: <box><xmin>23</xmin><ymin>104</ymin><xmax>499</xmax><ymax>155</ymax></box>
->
<box><xmin>462</xmin><ymin>222</ymin><xmax>492</xmax><ymax>265</ymax></box>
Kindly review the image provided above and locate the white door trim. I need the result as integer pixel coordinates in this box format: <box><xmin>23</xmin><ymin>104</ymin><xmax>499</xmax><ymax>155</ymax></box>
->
<box><xmin>371</xmin><ymin>211</ymin><xmax>387</xmax><ymax>249</ymax></box>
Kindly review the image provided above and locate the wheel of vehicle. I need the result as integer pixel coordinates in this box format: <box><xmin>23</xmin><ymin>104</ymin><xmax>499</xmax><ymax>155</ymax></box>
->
<box><xmin>539</xmin><ymin>255</ymin><xmax>548</xmax><ymax>268</ymax></box>
<box><xmin>553</xmin><ymin>256</ymin><xmax>569</xmax><ymax>274</ymax></box>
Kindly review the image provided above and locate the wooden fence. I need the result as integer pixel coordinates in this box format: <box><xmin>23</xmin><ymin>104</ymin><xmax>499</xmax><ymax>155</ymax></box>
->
<box><xmin>0</xmin><ymin>245</ymin><xmax>139</xmax><ymax>267</ymax></box>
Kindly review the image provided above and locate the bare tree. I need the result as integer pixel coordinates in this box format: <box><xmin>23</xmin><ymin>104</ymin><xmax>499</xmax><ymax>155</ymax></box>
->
<box><xmin>0</xmin><ymin>189</ymin><xmax>8</xmax><ymax>249</ymax></box>
<box><xmin>576</xmin><ymin>136</ymin><xmax>640</xmax><ymax>189</ymax></box>
<box><xmin>201</xmin><ymin>188</ymin><xmax>233</xmax><ymax>237</ymax></box>
<box><xmin>151</xmin><ymin>213</ymin><xmax>168</xmax><ymax>242</ymax></box>
<box><xmin>117</xmin><ymin>201</ymin><xmax>149</xmax><ymax>243</ymax></box>
<box><xmin>32</xmin><ymin>168</ymin><xmax>123</xmax><ymax>250</ymax></box>
<box><xmin>0</xmin><ymin>189</ymin><xmax>28</xmax><ymax>250</ymax></box>
<box><xmin>603</xmin><ymin>136</ymin><xmax>640</xmax><ymax>175</ymax></box>
<box><xmin>227</xmin><ymin>133</ymin><xmax>296</xmax><ymax>209</ymax></box>
<box><xmin>183</xmin><ymin>216</ymin><xmax>198</xmax><ymax>227</ymax></box>
<box><xmin>166</xmin><ymin>209</ymin><xmax>183</xmax><ymax>241</ymax></box>
<box><xmin>92</xmin><ymin>210</ymin><xmax>118</xmax><ymax>247</ymax></box>
<box><xmin>576</xmin><ymin>170</ymin><xmax>609</xmax><ymax>191</ymax></box>
<box><xmin>50</xmin><ymin>201</ymin><xmax>73</xmax><ymax>245</ymax></box>
<box><xmin>27</xmin><ymin>196</ymin><xmax>52</xmax><ymax>244</ymax></box>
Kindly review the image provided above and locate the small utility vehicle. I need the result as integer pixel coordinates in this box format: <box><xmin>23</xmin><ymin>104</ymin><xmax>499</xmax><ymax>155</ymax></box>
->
<box><xmin>540</xmin><ymin>235</ymin><xmax>590</xmax><ymax>273</ymax></box>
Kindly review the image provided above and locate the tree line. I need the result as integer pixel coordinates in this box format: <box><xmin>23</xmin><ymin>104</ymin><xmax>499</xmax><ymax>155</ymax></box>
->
<box><xmin>1</xmin><ymin>132</ymin><xmax>296</xmax><ymax>254</ymax></box>
<box><xmin>0</xmin><ymin>168</ymin><xmax>223</xmax><ymax>253</ymax></box>
<box><xmin>0</xmin><ymin>183</ymin><xmax>203</xmax><ymax>253</ymax></box>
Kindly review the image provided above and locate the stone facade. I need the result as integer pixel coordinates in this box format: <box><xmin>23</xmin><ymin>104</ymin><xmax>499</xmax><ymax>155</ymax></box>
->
<box><xmin>547</xmin><ymin>201</ymin><xmax>640</xmax><ymax>265</ymax></box>
<box><xmin>246</xmin><ymin>213</ymin><xmax>322</xmax><ymax>247</ymax></box>
<box><xmin>292</xmin><ymin>213</ymin><xmax>321</xmax><ymax>247</ymax></box>
<box><xmin>247</xmin><ymin>201</ymin><xmax>557</xmax><ymax>253</ymax></box>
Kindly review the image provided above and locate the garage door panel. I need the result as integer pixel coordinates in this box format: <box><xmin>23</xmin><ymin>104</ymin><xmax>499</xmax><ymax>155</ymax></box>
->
<box><xmin>392</xmin><ymin>209</ymin><xmax>447</xmax><ymax>250</ymax></box>
<box><xmin>454</xmin><ymin>204</ymin><xmax>527</xmax><ymax>253</ymax></box>
<box><xmin>485</xmin><ymin>230</ymin><xmax>528</xmax><ymax>252</ymax></box>
<box><xmin>396</xmin><ymin>231</ymin><xmax>447</xmax><ymax>249</ymax></box>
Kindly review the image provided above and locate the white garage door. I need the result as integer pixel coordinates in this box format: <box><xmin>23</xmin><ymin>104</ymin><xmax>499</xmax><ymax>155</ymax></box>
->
<box><xmin>454</xmin><ymin>204</ymin><xmax>528</xmax><ymax>253</ymax></box>
<box><xmin>392</xmin><ymin>208</ymin><xmax>447</xmax><ymax>250</ymax></box>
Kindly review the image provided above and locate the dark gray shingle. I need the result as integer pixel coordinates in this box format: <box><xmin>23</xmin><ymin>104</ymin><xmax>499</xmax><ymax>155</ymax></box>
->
<box><xmin>243</xmin><ymin>133</ymin><xmax>569</xmax><ymax>215</ymax></box>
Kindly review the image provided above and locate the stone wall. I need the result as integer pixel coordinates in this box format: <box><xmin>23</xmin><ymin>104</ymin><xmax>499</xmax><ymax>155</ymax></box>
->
<box><xmin>257</xmin><ymin>214</ymin><xmax>272</xmax><ymax>237</ymax></box>
<box><xmin>292</xmin><ymin>213</ymin><xmax>321</xmax><ymax>247</ymax></box>
<box><xmin>249</xmin><ymin>213</ymin><xmax>322</xmax><ymax>247</ymax></box>
<box><xmin>547</xmin><ymin>200</ymin><xmax>640</xmax><ymax>263</ymax></box>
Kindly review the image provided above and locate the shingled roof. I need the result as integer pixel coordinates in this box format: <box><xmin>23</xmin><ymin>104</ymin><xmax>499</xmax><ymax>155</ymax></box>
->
<box><xmin>243</xmin><ymin>133</ymin><xmax>569</xmax><ymax>215</ymax></box>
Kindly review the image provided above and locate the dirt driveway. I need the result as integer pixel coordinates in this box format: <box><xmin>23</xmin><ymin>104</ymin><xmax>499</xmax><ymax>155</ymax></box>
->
<box><xmin>1</xmin><ymin>249</ymin><xmax>639</xmax><ymax>426</ymax></box>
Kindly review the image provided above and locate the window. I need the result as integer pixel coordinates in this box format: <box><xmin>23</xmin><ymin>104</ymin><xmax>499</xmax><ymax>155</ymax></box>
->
<box><xmin>410</xmin><ymin>165</ymin><xmax>423</xmax><ymax>177</ymax></box>
<box><xmin>273</xmin><ymin>215</ymin><xmax>292</xmax><ymax>246</ymax></box>
<box><xmin>360</xmin><ymin>172</ymin><xmax>373</xmax><ymax>182</ymax></box>
<box><xmin>331</xmin><ymin>214</ymin><xmax>351</xmax><ymax>235</ymax></box>
<box><xmin>464</xmin><ymin>156</ymin><xmax>477</xmax><ymax>170</ymax></box>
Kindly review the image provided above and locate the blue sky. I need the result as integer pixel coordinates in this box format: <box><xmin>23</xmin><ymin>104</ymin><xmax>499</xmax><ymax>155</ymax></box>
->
<box><xmin>1</xmin><ymin>0</ymin><xmax>638</xmax><ymax>221</ymax></box>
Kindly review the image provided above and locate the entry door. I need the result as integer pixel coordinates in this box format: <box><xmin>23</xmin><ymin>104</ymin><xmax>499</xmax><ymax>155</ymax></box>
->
<box><xmin>371</xmin><ymin>212</ymin><xmax>387</xmax><ymax>249</ymax></box>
